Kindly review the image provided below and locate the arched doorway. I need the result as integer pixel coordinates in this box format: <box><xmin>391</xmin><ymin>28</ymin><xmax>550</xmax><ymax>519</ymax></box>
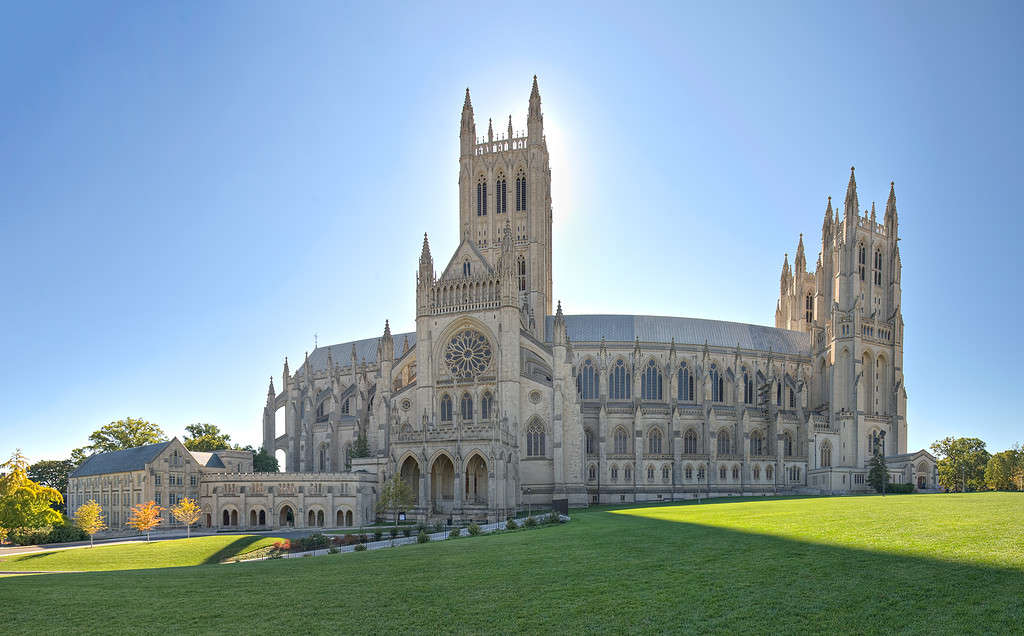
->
<box><xmin>465</xmin><ymin>454</ymin><xmax>487</xmax><ymax>505</ymax></box>
<box><xmin>222</xmin><ymin>510</ymin><xmax>230</xmax><ymax>526</ymax></box>
<box><xmin>205</xmin><ymin>513</ymin><xmax>211</xmax><ymax>528</ymax></box>
<box><xmin>400</xmin><ymin>456</ymin><xmax>421</xmax><ymax>504</ymax></box>
<box><xmin>431</xmin><ymin>454</ymin><xmax>455</xmax><ymax>512</ymax></box>
<box><xmin>230</xmin><ymin>510</ymin><xmax>238</xmax><ymax>526</ymax></box>
<box><xmin>250</xmin><ymin>510</ymin><xmax>257</xmax><ymax>526</ymax></box>
<box><xmin>345</xmin><ymin>510</ymin><xmax>353</xmax><ymax>526</ymax></box>
<box><xmin>316</xmin><ymin>510</ymin><xmax>324</xmax><ymax>526</ymax></box>
<box><xmin>280</xmin><ymin>505</ymin><xmax>294</xmax><ymax>527</ymax></box>
<box><xmin>308</xmin><ymin>510</ymin><xmax>316</xmax><ymax>526</ymax></box>
<box><xmin>337</xmin><ymin>509</ymin><xmax>345</xmax><ymax>526</ymax></box>
<box><xmin>259</xmin><ymin>510</ymin><xmax>266</xmax><ymax>525</ymax></box>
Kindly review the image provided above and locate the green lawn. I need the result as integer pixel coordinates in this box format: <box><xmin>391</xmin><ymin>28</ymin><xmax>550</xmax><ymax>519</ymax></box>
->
<box><xmin>0</xmin><ymin>534</ymin><xmax>282</xmax><ymax>572</ymax></box>
<box><xmin>2</xmin><ymin>493</ymin><xmax>1022</xmax><ymax>634</ymax></box>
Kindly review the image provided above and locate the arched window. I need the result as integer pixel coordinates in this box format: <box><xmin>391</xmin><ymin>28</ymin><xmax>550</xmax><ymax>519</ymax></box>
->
<box><xmin>677</xmin><ymin>363</ymin><xmax>693</xmax><ymax>401</ymax></box>
<box><xmin>318</xmin><ymin>444</ymin><xmax>328</xmax><ymax>472</ymax></box>
<box><xmin>766</xmin><ymin>464</ymin><xmax>774</xmax><ymax>480</ymax></box>
<box><xmin>440</xmin><ymin>394</ymin><xmax>453</xmax><ymax>422</ymax></box>
<box><xmin>341</xmin><ymin>398</ymin><xmax>350</xmax><ymax>415</ymax></box>
<box><xmin>805</xmin><ymin>293</ymin><xmax>814</xmax><ymax>322</ymax></box>
<box><xmin>577</xmin><ymin>359</ymin><xmax>597</xmax><ymax>399</ymax></box>
<box><xmin>662</xmin><ymin>465</ymin><xmax>670</xmax><ymax>480</ymax></box>
<box><xmin>497</xmin><ymin>173</ymin><xmax>507</xmax><ymax>214</ymax></box>
<box><xmin>697</xmin><ymin>465</ymin><xmax>706</xmax><ymax>480</ymax></box>
<box><xmin>821</xmin><ymin>441</ymin><xmax>832</xmax><ymax>467</ymax></box>
<box><xmin>609</xmin><ymin>359</ymin><xmax>631</xmax><ymax>400</ymax></box>
<box><xmin>648</xmin><ymin>428</ymin><xmax>663</xmax><ymax>454</ymax></box>
<box><xmin>316</xmin><ymin>400</ymin><xmax>328</xmax><ymax>422</ymax></box>
<box><xmin>515</xmin><ymin>169</ymin><xmax>527</xmax><ymax>212</ymax></box>
<box><xmin>789</xmin><ymin>387</ymin><xmax>796</xmax><ymax>408</ymax></box>
<box><xmin>719</xmin><ymin>466</ymin><xmax>727</xmax><ymax>480</ymax></box>
<box><xmin>710</xmin><ymin>365</ymin><xmax>723</xmax><ymax>402</ymax></box>
<box><xmin>613</xmin><ymin>428</ymin><xmax>628</xmax><ymax>454</ymax></box>
<box><xmin>462</xmin><ymin>259</ymin><xmax>471</xmax><ymax>277</ymax></box>
<box><xmin>753</xmin><ymin>465</ymin><xmax>761</xmax><ymax>480</ymax></box>
<box><xmin>476</xmin><ymin>176</ymin><xmax>487</xmax><ymax>217</ymax></box>
<box><xmin>717</xmin><ymin>430</ymin><xmax>731</xmax><ymax>455</ymax></box>
<box><xmin>641</xmin><ymin>360</ymin><xmax>663</xmax><ymax>400</ymax></box>
<box><xmin>685</xmin><ymin>465</ymin><xmax>693</xmax><ymax>480</ymax></box>
<box><xmin>750</xmin><ymin>430</ymin><xmax>764</xmax><ymax>456</ymax></box>
<box><xmin>480</xmin><ymin>391</ymin><xmax>493</xmax><ymax>420</ymax></box>
<box><xmin>784</xmin><ymin>431</ymin><xmax>793</xmax><ymax>457</ymax></box>
<box><xmin>584</xmin><ymin>429</ymin><xmax>594</xmax><ymax>455</ymax></box>
<box><xmin>776</xmin><ymin>382</ymin><xmax>782</xmax><ymax>406</ymax></box>
<box><xmin>647</xmin><ymin>465</ymin><xmax>655</xmax><ymax>481</ymax></box>
<box><xmin>460</xmin><ymin>392</ymin><xmax>473</xmax><ymax>421</ymax></box>
<box><xmin>526</xmin><ymin>421</ymin><xmax>545</xmax><ymax>457</ymax></box>
<box><xmin>858</xmin><ymin>243</ymin><xmax>866</xmax><ymax>280</ymax></box>
<box><xmin>610</xmin><ymin>465</ymin><xmax>619</xmax><ymax>481</ymax></box>
<box><xmin>624</xmin><ymin>465</ymin><xmax>632</xmax><ymax>481</ymax></box>
<box><xmin>588</xmin><ymin>464</ymin><xmax>596</xmax><ymax>481</ymax></box>
<box><xmin>517</xmin><ymin>256</ymin><xmax>526</xmax><ymax>292</ymax></box>
<box><xmin>683</xmin><ymin>429</ymin><xmax>698</xmax><ymax>454</ymax></box>
<box><xmin>873</xmin><ymin>249</ymin><xmax>883</xmax><ymax>285</ymax></box>
<box><xmin>732</xmin><ymin>465</ymin><xmax>740</xmax><ymax>480</ymax></box>
<box><xmin>743</xmin><ymin>371</ymin><xmax>754</xmax><ymax>404</ymax></box>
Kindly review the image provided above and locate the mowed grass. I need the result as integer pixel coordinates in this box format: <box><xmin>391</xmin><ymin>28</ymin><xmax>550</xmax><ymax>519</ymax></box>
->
<box><xmin>2</xmin><ymin>493</ymin><xmax>1022</xmax><ymax>634</ymax></box>
<box><xmin>0</xmin><ymin>534</ymin><xmax>282</xmax><ymax>572</ymax></box>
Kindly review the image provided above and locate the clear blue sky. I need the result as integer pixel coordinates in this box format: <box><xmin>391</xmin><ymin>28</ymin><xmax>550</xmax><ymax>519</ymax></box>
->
<box><xmin>2</xmin><ymin>1</ymin><xmax>1021</xmax><ymax>463</ymax></box>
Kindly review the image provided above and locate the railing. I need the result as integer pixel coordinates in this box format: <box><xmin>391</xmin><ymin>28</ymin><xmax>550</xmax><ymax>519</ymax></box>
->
<box><xmin>474</xmin><ymin>135</ymin><xmax>530</xmax><ymax>155</ymax></box>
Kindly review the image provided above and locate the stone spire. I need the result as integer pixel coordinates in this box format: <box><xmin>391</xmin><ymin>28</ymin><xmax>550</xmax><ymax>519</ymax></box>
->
<box><xmin>267</xmin><ymin>376</ymin><xmax>275</xmax><ymax>402</ymax></box>
<box><xmin>885</xmin><ymin>181</ymin><xmax>899</xmax><ymax>234</ymax></box>
<box><xmin>527</xmin><ymin>75</ymin><xmax>543</xmax><ymax>144</ymax></box>
<box><xmin>553</xmin><ymin>300</ymin><xmax>567</xmax><ymax>346</ymax></box>
<box><xmin>507</xmin><ymin>114</ymin><xmax>513</xmax><ymax>139</ymax></box>
<box><xmin>460</xmin><ymin>88</ymin><xmax>476</xmax><ymax>156</ymax></box>
<box><xmin>487</xmin><ymin>117</ymin><xmax>493</xmax><ymax>143</ymax></box>
<box><xmin>844</xmin><ymin>166</ymin><xmax>859</xmax><ymax>220</ymax></box>
<box><xmin>780</xmin><ymin>253</ymin><xmax>791</xmax><ymax>296</ymax></box>
<box><xmin>870</xmin><ymin>201</ymin><xmax>876</xmax><ymax>225</ymax></box>
<box><xmin>822</xmin><ymin>196</ymin><xmax>833</xmax><ymax>238</ymax></box>
<box><xmin>795</xmin><ymin>234</ymin><xmax>806</xmax><ymax>273</ymax></box>
<box><xmin>381</xmin><ymin>320</ymin><xmax>394</xmax><ymax>362</ymax></box>
<box><xmin>282</xmin><ymin>356</ymin><xmax>289</xmax><ymax>389</ymax></box>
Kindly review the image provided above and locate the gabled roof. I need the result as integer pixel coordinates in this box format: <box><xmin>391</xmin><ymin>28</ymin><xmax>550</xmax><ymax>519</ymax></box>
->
<box><xmin>70</xmin><ymin>441</ymin><xmax>172</xmax><ymax>478</ymax></box>
<box><xmin>544</xmin><ymin>314</ymin><xmax>810</xmax><ymax>356</ymax></box>
<box><xmin>305</xmin><ymin>332</ymin><xmax>417</xmax><ymax>372</ymax></box>
<box><xmin>187</xmin><ymin>451</ymin><xmax>226</xmax><ymax>468</ymax></box>
<box><xmin>439</xmin><ymin>238</ymin><xmax>494</xmax><ymax>281</ymax></box>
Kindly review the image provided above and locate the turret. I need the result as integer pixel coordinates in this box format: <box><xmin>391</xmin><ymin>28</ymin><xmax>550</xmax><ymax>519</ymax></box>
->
<box><xmin>416</xmin><ymin>233</ymin><xmax>435</xmax><ymax>316</ymax></box>
<box><xmin>780</xmin><ymin>253</ymin><xmax>791</xmax><ymax>296</ymax></box>
<box><xmin>795</xmin><ymin>234</ymin><xmax>806</xmax><ymax>274</ymax></box>
<box><xmin>844</xmin><ymin>166</ymin><xmax>859</xmax><ymax>221</ymax></box>
<box><xmin>885</xmin><ymin>181</ymin><xmax>899</xmax><ymax>237</ymax></box>
<box><xmin>527</xmin><ymin>75</ymin><xmax>543</xmax><ymax>145</ymax></box>
<box><xmin>460</xmin><ymin>88</ymin><xmax>476</xmax><ymax>156</ymax></box>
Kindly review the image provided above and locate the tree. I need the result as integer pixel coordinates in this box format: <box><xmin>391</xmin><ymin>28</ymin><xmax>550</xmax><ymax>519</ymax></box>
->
<box><xmin>930</xmin><ymin>437</ymin><xmax>990</xmax><ymax>492</ymax></box>
<box><xmin>867</xmin><ymin>452</ymin><xmax>889</xmax><ymax>493</ymax></box>
<box><xmin>183</xmin><ymin>423</ymin><xmax>231</xmax><ymax>452</ymax></box>
<box><xmin>376</xmin><ymin>473</ymin><xmax>414</xmax><ymax>543</ymax></box>
<box><xmin>350</xmin><ymin>434</ymin><xmax>370</xmax><ymax>459</ymax></box>
<box><xmin>79</xmin><ymin>418</ymin><xmax>167</xmax><ymax>459</ymax></box>
<box><xmin>0</xmin><ymin>450</ymin><xmax>63</xmax><ymax>542</ymax></box>
<box><xmin>985</xmin><ymin>449</ymin><xmax>1022</xmax><ymax>491</ymax></box>
<box><xmin>27</xmin><ymin>459</ymin><xmax>75</xmax><ymax>513</ymax></box>
<box><xmin>126</xmin><ymin>501</ymin><xmax>163</xmax><ymax>541</ymax></box>
<box><xmin>73</xmin><ymin>499</ymin><xmax>106</xmax><ymax>547</ymax></box>
<box><xmin>170</xmin><ymin>497</ymin><xmax>202</xmax><ymax>538</ymax></box>
<box><xmin>252</xmin><ymin>447</ymin><xmax>279</xmax><ymax>472</ymax></box>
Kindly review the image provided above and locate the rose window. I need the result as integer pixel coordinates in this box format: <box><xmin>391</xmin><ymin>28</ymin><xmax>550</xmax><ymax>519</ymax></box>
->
<box><xmin>444</xmin><ymin>329</ymin><xmax>492</xmax><ymax>378</ymax></box>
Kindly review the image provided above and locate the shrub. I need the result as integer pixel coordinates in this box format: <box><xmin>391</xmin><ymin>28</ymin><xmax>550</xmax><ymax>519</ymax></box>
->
<box><xmin>8</xmin><ymin>520</ymin><xmax>88</xmax><ymax>546</ymax></box>
<box><xmin>389</xmin><ymin>527</ymin><xmax>398</xmax><ymax>538</ymax></box>
<box><xmin>886</xmin><ymin>483</ymin><xmax>916</xmax><ymax>494</ymax></box>
<box><xmin>524</xmin><ymin>516</ymin><xmax>537</xmax><ymax>527</ymax></box>
<box><xmin>448</xmin><ymin>528</ymin><xmax>461</xmax><ymax>539</ymax></box>
<box><xmin>359</xmin><ymin>534</ymin><xmax>369</xmax><ymax>544</ymax></box>
<box><xmin>547</xmin><ymin>512</ymin><xmax>562</xmax><ymax>524</ymax></box>
<box><xmin>467</xmin><ymin>523</ymin><xmax>482</xmax><ymax>536</ymax></box>
<box><xmin>417</xmin><ymin>530</ymin><xmax>430</xmax><ymax>543</ymax></box>
<box><xmin>506</xmin><ymin>519</ymin><xmax>518</xmax><ymax>530</ymax></box>
<box><xmin>402</xmin><ymin>527</ymin><xmax>412</xmax><ymax>537</ymax></box>
<box><xmin>434</xmin><ymin>522</ymin><xmax>446</xmax><ymax>533</ymax></box>
<box><xmin>337</xmin><ymin>534</ymin><xmax>362</xmax><ymax>546</ymax></box>
<box><xmin>354</xmin><ymin>543</ymin><xmax>367</xmax><ymax>551</ymax></box>
<box><xmin>328</xmin><ymin>546</ymin><xmax>338</xmax><ymax>554</ymax></box>
<box><xmin>373</xmin><ymin>531</ymin><xmax>383</xmax><ymax>541</ymax></box>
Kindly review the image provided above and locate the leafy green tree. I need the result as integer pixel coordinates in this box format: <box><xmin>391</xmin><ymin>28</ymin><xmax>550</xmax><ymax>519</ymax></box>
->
<box><xmin>27</xmin><ymin>459</ymin><xmax>75</xmax><ymax>513</ymax></box>
<box><xmin>985</xmin><ymin>450</ymin><xmax>1022</xmax><ymax>491</ymax></box>
<box><xmin>252</xmin><ymin>447</ymin><xmax>279</xmax><ymax>472</ymax></box>
<box><xmin>183</xmin><ymin>423</ymin><xmax>232</xmax><ymax>452</ymax></box>
<box><xmin>867</xmin><ymin>452</ymin><xmax>889</xmax><ymax>493</ymax></box>
<box><xmin>376</xmin><ymin>473</ymin><xmax>415</xmax><ymax>542</ymax></box>
<box><xmin>77</xmin><ymin>418</ymin><xmax>167</xmax><ymax>460</ymax></box>
<box><xmin>930</xmin><ymin>437</ymin><xmax>990</xmax><ymax>492</ymax></box>
<box><xmin>0</xmin><ymin>451</ymin><xmax>63</xmax><ymax>542</ymax></box>
<box><xmin>350</xmin><ymin>434</ymin><xmax>370</xmax><ymax>459</ymax></box>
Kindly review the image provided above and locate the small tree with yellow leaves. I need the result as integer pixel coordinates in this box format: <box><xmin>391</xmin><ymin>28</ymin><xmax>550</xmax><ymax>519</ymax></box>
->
<box><xmin>126</xmin><ymin>501</ymin><xmax>163</xmax><ymax>542</ymax></box>
<box><xmin>170</xmin><ymin>497</ymin><xmax>202</xmax><ymax>539</ymax></box>
<box><xmin>73</xmin><ymin>499</ymin><xmax>106</xmax><ymax>547</ymax></box>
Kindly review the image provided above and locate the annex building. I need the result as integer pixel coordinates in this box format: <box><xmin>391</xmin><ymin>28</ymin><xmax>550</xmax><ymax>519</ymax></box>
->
<box><xmin>68</xmin><ymin>77</ymin><xmax>937</xmax><ymax>532</ymax></box>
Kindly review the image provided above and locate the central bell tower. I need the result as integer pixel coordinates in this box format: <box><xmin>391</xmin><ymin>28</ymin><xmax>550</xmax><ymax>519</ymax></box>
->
<box><xmin>457</xmin><ymin>76</ymin><xmax>553</xmax><ymax>337</ymax></box>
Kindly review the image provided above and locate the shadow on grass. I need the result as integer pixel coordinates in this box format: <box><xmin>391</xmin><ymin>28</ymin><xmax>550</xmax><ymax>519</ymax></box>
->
<box><xmin>203</xmin><ymin>535</ymin><xmax>267</xmax><ymax>564</ymax></box>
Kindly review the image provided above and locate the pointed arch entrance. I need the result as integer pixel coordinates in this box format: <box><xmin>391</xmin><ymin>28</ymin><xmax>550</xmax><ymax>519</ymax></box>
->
<box><xmin>279</xmin><ymin>505</ymin><xmax>295</xmax><ymax>527</ymax></box>
<box><xmin>465</xmin><ymin>453</ymin><xmax>488</xmax><ymax>506</ymax></box>
<box><xmin>431</xmin><ymin>453</ymin><xmax>455</xmax><ymax>513</ymax></box>
<box><xmin>400</xmin><ymin>455</ymin><xmax>421</xmax><ymax>504</ymax></box>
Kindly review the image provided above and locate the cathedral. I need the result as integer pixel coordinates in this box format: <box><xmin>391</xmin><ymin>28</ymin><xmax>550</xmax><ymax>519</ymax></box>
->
<box><xmin>251</xmin><ymin>76</ymin><xmax>937</xmax><ymax>526</ymax></box>
<box><xmin>67</xmin><ymin>77</ymin><xmax>938</xmax><ymax>532</ymax></box>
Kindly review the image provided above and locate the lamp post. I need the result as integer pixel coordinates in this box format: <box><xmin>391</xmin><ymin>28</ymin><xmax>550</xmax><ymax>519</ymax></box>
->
<box><xmin>880</xmin><ymin>430</ymin><xmax>887</xmax><ymax>497</ymax></box>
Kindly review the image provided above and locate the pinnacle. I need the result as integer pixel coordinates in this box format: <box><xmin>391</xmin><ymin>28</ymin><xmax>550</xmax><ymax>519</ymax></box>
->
<box><xmin>463</xmin><ymin>87</ymin><xmax>472</xmax><ymax>108</ymax></box>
